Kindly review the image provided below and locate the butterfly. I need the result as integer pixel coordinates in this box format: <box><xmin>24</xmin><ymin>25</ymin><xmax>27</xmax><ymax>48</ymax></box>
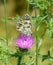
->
<box><xmin>16</xmin><ymin>14</ymin><xmax>32</xmax><ymax>36</ymax></box>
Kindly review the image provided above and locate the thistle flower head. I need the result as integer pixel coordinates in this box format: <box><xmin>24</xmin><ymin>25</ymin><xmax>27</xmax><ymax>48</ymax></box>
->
<box><xmin>15</xmin><ymin>34</ymin><xmax>34</xmax><ymax>49</ymax></box>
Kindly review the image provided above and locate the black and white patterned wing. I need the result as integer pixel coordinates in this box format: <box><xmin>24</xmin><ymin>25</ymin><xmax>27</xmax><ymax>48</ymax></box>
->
<box><xmin>16</xmin><ymin>14</ymin><xmax>32</xmax><ymax>36</ymax></box>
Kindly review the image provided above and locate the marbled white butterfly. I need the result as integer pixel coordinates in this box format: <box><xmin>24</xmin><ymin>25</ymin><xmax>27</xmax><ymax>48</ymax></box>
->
<box><xmin>16</xmin><ymin>14</ymin><xmax>32</xmax><ymax>36</ymax></box>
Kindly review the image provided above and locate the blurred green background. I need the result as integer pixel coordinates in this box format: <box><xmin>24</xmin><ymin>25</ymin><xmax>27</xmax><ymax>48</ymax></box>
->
<box><xmin>0</xmin><ymin>0</ymin><xmax>53</xmax><ymax>65</ymax></box>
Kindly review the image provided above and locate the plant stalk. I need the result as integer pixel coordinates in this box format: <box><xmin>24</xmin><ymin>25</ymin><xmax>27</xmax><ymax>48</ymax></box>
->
<box><xmin>4</xmin><ymin>0</ymin><xmax>8</xmax><ymax>45</ymax></box>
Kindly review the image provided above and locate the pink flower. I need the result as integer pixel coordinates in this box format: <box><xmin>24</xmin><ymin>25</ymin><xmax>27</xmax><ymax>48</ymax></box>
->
<box><xmin>15</xmin><ymin>34</ymin><xmax>34</xmax><ymax>49</ymax></box>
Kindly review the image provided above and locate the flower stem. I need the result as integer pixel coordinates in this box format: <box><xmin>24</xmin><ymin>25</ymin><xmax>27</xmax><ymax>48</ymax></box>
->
<box><xmin>27</xmin><ymin>0</ymin><xmax>30</xmax><ymax>13</ymax></box>
<box><xmin>17</xmin><ymin>55</ymin><xmax>22</xmax><ymax>65</ymax></box>
<box><xmin>4</xmin><ymin>0</ymin><xmax>8</xmax><ymax>45</ymax></box>
<box><xmin>36</xmin><ymin>29</ymin><xmax>39</xmax><ymax>65</ymax></box>
<box><xmin>4</xmin><ymin>0</ymin><xmax>9</xmax><ymax>65</ymax></box>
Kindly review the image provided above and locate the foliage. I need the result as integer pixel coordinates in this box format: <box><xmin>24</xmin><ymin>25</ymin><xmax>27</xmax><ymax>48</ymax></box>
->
<box><xmin>0</xmin><ymin>0</ymin><xmax>53</xmax><ymax>65</ymax></box>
